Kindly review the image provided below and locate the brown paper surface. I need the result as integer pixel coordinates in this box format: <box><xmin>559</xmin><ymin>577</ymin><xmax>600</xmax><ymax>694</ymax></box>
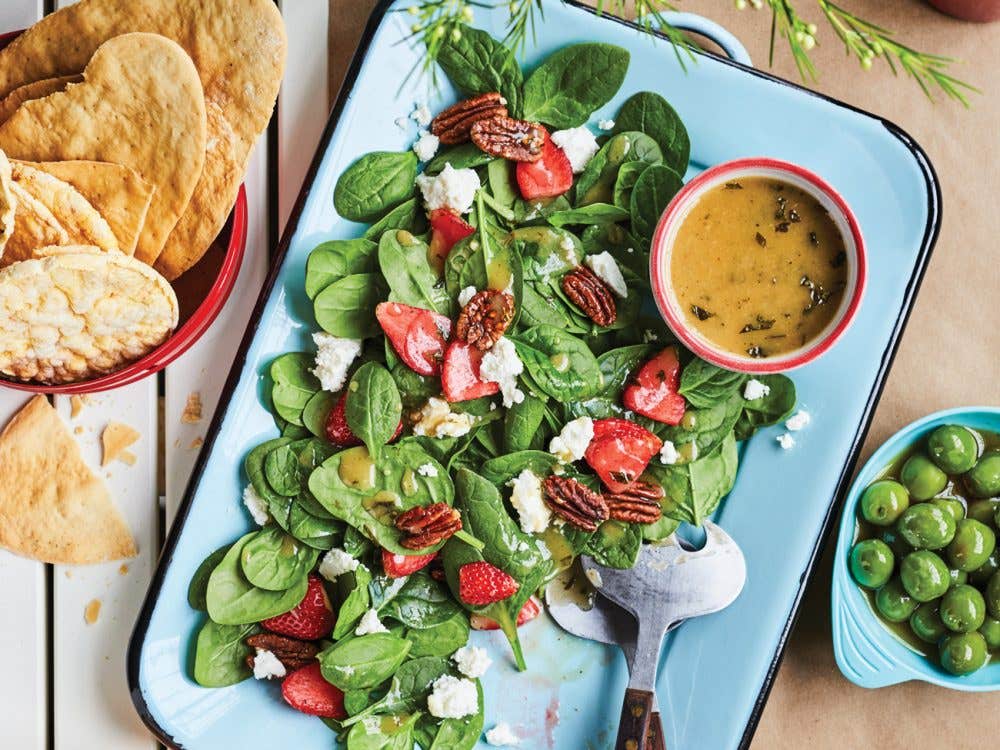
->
<box><xmin>326</xmin><ymin>1</ymin><xmax>1000</xmax><ymax>745</ymax></box>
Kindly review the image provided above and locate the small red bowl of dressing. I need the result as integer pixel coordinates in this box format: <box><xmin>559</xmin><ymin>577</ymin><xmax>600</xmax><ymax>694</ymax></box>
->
<box><xmin>649</xmin><ymin>157</ymin><xmax>866</xmax><ymax>373</ymax></box>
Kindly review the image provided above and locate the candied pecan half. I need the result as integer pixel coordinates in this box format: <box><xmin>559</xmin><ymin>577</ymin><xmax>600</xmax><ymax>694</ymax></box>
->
<box><xmin>431</xmin><ymin>92</ymin><xmax>509</xmax><ymax>144</ymax></box>
<box><xmin>395</xmin><ymin>502</ymin><xmax>463</xmax><ymax>550</ymax></box>
<box><xmin>455</xmin><ymin>289</ymin><xmax>515</xmax><ymax>351</ymax></box>
<box><xmin>562</xmin><ymin>266</ymin><xmax>616</xmax><ymax>327</ymax></box>
<box><xmin>245</xmin><ymin>633</ymin><xmax>319</xmax><ymax>671</ymax></box>
<box><xmin>604</xmin><ymin>481</ymin><xmax>664</xmax><ymax>525</ymax></box>
<box><xmin>470</xmin><ymin>115</ymin><xmax>545</xmax><ymax>162</ymax></box>
<box><xmin>543</xmin><ymin>476</ymin><xmax>609</xmax><ymax>532</ymax></box>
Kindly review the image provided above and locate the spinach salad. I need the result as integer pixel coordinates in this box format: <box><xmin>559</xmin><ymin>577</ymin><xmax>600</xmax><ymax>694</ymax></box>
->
<box><xmin>188</xmin><ymin>26</ymin><xmax>796</xmax><ymax>748</ymax></box>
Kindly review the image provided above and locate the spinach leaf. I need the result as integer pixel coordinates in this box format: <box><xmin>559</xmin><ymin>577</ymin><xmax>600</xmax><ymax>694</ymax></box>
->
<box><xmin>596</xmin><ymin>344</ymin><xmax>655</xmax><ymax>401</ymax></box>
<box><xmin>735</xmin><ymin>374</ymin><xmax>797</xmax><ymax>440</ymax></box>
<box><xmin>345</xmin><ymin>712</ymin><xmax>418</xmax><ymax>750</ymax></box>
<box><xmin>630</xmin><ymin>163</ymin><xmax>683</xmax><ymax>240</ymax></box>
<box><xmin>319</xmin><ymin>632</ymin><xmax>412</xmax><ymax>690</ymax></box>
<box><xmin>270</xmin><ymin>353</ymin><xmax>319</xmax><ymax>427</ymax></box>
<box><xmin>378</xmin><ymin>230</ymin><xmax>450</xmax><ymax>314</ymax></box>
<box><xmin>512</xmin><ymin>194</ymin><xmax>572</xmax><ymax>225</ymax></box>
<box><xmin>678</xmin><ymin>359</ymin><xmax>748</xmax><ymax>410</ymax></box>
<box><xmin>480</xmin><ymin>450</ymin><xmax>560</xmax><ymax>486</ymax></box>
<box><xmin>364</xmin><ymin>197</ymin><xmax>421</xmax><ymax>241</ymax></box>
<box><xmin>302</xmin><ymin>389</ymin><xmax>337</xmax><ymax>439</ymax></box>
<box><xmin>390</xmin><ymin>362</ymin><xmax>439</xmax><ymax>411</ymax></box>
<box><xmin>188</xmin><ymin>544</ymin><xmax>229</xmax><ymax>611</ymax></box>
<box><xmin>192</xmin><ymin>619</ymin><xmax>258</xmax><ymax>688</ymax></box>
<box><xmin>287</xmin><ymin>501</ymin><xmax>343</xmax><ymax>550</ymax></box>
<box><xmin>522</xmin><ymin>43</ymin><xmax>629</xmax><ymax>128</ymax></box>
<box><xmin>643</xmin><ymin>515</ymin><xmax>681</xmax><ymax>542</ymax></box>
<box><xmin>487</xmin><ymin>158</ymin><xmax>519</xmax><ymax>208</ymax></box>
<box><xmin>280</xmin><ymin>421</ymin><xmax>312</xmax><ymax>440</ymax></box>
<box><xmin>613</xmin><ymin>91</ymin><xmax>690</xmax><ymax>176</ymax></box>
<box><xmin>240</xmin><ymin>525</ymin><xmax>319</xmax><ymax>591</ymax></box>
<box><xmin>511</xmin><ymin>325</ymin><xmax>601</xmax><ymax>402</ymax></box>
<box><xmin>437</xmin><ymin>26</ymin><xmax>523</xmax><ymax>117</ymax></box>
<box><xmin>580</xmin><ymin>221</ymin><xmax>647</xmax><ymax>278</ymax></box>
<box><xmin>383</xmin><ymin>571</ymin><xmax>462</xmax><ymax>629</ymax></box>
<box><xmin>334</xmin><ymin>151</ymin><xmax>418</xmax><ymax>222</ymax></box>
<box><xmin>245</xmin><ymin>437</ymin><xmax>294</xmax><ymax>525</ymax></box>
<box><xmin>585</xmin><ymin>521</ymin><xmax>642</xmax><ymax>569</ymax></box>
<box><xmin>650</xmin><ymin>432</ymin><xmax>739</xmax><ymax>525</ymax></box>
<box><xmin>612</xmin><ymin>160</ymin><xmax>652</xmax><ymax>210</ymax></box>
<box><xmin>575</xmin><ymin>131</ymin><xmax>662</xmax><ymax>206</ymax></box>
<box><xmin>332</xmin><ymin>563</ymin><xmax>373</xmax><ymax>640</ymax></box>
<box><xmin>658</xmin><ymin>392</ymin><xmax>743</xmax><ymax>457</ymax></box>
<box><xmin>406</xmin><ymin>613</ymin><xmax>470</xmax><ymax>658</ymax></box>
<box><xmin>341</xmin><ymin>656</ymin><xmax>451</xmax><ymax>727</ymax></box>
<box><xmin>314</xmin><ymin>273</ymin><xmax>386</xmax><ymax>339</ymax></box>
<box><xmin>305</xmin><ymin>239</ymin><xmax>378</xmax><ymax>299</ymax></box>
<box><xmin>345</xmin><ymin>362</ymin><xmax>402</xmax><ymax>463</ymax></box>
<box><xmin>546</xmin><ymin>203</ymin><xmax>629</xmax><ymax>228</ymax></box>
<box><xmin>424</xmin><ymin>143</ymin><xmax>494</xmax><ymax>176</ymax></box>
<box><xmin>443</xmin><ymin>235</ymin><xmax>484</xmax><ymax>301</ymax></box>
<box><xmin>503</xmin><ymin>395</ymin><xmax>548</xmax><ymax>453</ymax></box>
<box><xmin>264</xmin><ymin>441</ymin><xmax>306</xmax><ymax>497</ymax></box>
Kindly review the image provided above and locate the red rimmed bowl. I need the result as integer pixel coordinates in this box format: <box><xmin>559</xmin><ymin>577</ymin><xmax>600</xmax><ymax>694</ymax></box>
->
<box><xmin>649</xmin><ymin>157</ymin><xmax>866</xmax><ymax>373</ymax></box>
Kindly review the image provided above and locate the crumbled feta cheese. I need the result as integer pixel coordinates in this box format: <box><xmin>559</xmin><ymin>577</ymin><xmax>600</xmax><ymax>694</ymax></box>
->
<box><xmin>452</xmin><ymin>645</ymin><xmax>492</xmax><ymax>678</ymax></box>
<box><xmin>412</xmin><ymin>397</ymin><xmax>477</xmax><ymax>438</ymax></box>
<box><xmin>416</xmin><ymin>163</ymin><xmax>481</xmax><ymax>214</ymax></box>
<box><xmin>413</xmin><ymin>130</ymin><xmax>440</xmax><ymax>162</ymax></box>
<box><xmin>362</xmin><ymin>715</ymin><xmax>380</xmax><ymax>733</ymax></box>
<box><xmin>551</xmin><ymin>126</ymin><xmax>599</xmax><ymax>173</ymax></box>
<box><xmin>311</xmin><ymin>332</ymin><xmax>362</xmax><ymax>393</ymax></box>
<box><xmin>659</xmin><ymin>440</ymin><xmax>679</xmax><ymax>465</ymax></box>
<box><xmin>777</xmin><ymin>433</ymin><xmax>795</xmax><ymax>450</ymax></box>
<box><xmin>585</xmin><ymin>567</ymin><xmax>604</xmax><ymax>588</ymax></box>
<box><xmin>597</xmin><ymin>119</ymin><xmax>616</xmax><ymax>131</ymax></box>
<box><xmin>355</xmin><ymin>608</ymin><xmax>389</xmax><ymax>636</ymax></box>
<box><xmin>584</xmin><ymin>252</ymin><xmax>627</xmax><ymax>298</ymax></box>
<box><xmin>252</xmin><ymin>649</ymin><xmax>286</xmax><ymax>680</ymax></box>
<box><xmin>480</xmin><ymin>337</ymin><xmax>525</xmax><ymax>408</ymax></box>
<box><xmin>319</xmin><ymin>548</ymin><xmax>359</xmax><ymax>581</ymax></box>
<box><xmin>458</xmin><ymin>285</ymin><xmax>478</xmax><ymax>308</ymax></box>
<box><xmin>625</xmin><ymin>246</ymin><xmax>635</xmax><ymax>254</ymax></box>
<box><xmin>411</xmin><ymin>102</ymin><xmax>432</xmax><ymax>127</ymax></box>
<box><xmin>243</xmin><ymin>484</ymin><xmax>270</xmax><ymax>526</ymax></box>
<box><xmin>427</xmin><ymin>675</ymin><xmax>479</xmax><ymax>719</ymax></box>
<box><xmin>785</xmin><ymin>410</ymin><xmax>811</xmax><ymax>431</ymax></box>
<box><xmin>507</xmin><ymin>469</ymin><xmax>551</xmax><ymax>534</ymax></box>
<box><xmin>642</xmin><ymin>329</ymin><xmax>659</xmax><ymax>343</ymax></box>
<box><xmin>744</xmin><ymin>378</ymin><xmax>771</xmax><ymax>401</ymax></box>
<box><xmin>549</xmin><ymin>417</ymin><xmax>594</xmax><ymax>464</ymax></box>
<box><xmin>559</xmin><ymin>234</ymin><xmax>576</xmax><ymax>254</ymax></box>
<box><xmin>417</xmin><ymin>463</ymin><xmax>439</xmax><ymax>478</ymax></box>
<box><xmin>486</xmin><ymin>722</ymin><xmax>521</xmax><ymax>746</ymax></box>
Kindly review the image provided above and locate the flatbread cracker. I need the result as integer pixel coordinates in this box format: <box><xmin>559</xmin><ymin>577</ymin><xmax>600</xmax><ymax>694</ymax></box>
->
<box><xmin>101</xmin><ymin>421</ymin><xmax>140</xmax><ymax>466</ymax></box>
<box><xmin>0</xmin><ymin>395</ymin><xmax>136</xmax><ymax>564</ymax></box>
<box><xmin>0</xmin><ymin>32</ymin><xmax>207</xmax><ymax>265</ymax></box>
<box><xmin>4</xmin><ymin>181</ymin><xmax>69</xmax><ymax>267</ymax></box>
<box><xmin>0</xmin><ymin>75</ymin><xmax>81</xmax><ymax>124</ymax></box>
<box><xmin>0</xmin><ymin>150</ymin><xmax>14</xmax><ymax>259</ymax></box>
<box><xmin>0</xmin><ymin>248</ymin><xmax>179</xmax><ymax>384</ymax></box>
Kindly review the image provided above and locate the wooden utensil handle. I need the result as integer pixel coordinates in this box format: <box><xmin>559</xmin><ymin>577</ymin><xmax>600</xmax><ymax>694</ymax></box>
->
<box><xmin>615</xmin><ymin>688</ymin><xmax>654</xmax><ymax>750</ymax></box>
<box><xmin>648</xmin><ymin>711</ymin><xmax>666</xmax><ymax>750</ymax></box>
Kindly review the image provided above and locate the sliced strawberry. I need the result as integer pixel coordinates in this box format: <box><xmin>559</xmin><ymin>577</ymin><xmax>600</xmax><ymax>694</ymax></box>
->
<box><xmin>623</xmin><ymin>346</ymin><xmax>686</xmax><ymax>426</ymax></box>
<box><xmin>459</xmin><ymin>561</ymin><xmax>519</xmax><ymax>606</ymax></box>
<box><xmin>262</xmin><ymin>574</ymin><xmax>335</xmax><ymax>640</ymax></box>
<box><xmin>324</xmin><ymin>392</ymin><xmax>403</xmax><ymax>446</ymax></box>
<box><xmin>382</xmin><ymin>548</ymin><xmax>437</xmax><ymax>579</ymax></box>
<box><xmin>441</xmin><ymin>341</ymin><xmax>500</xmax><ymax>402</ymax></box>
<box><xmin>585</xmin><ymin>418</ymin><xmax>663</xmax><ymax>493</ymax></box>
<box><xmin>429</xmin><ymin>209</ymin><xmax>475</xmax><ymax>272</ymax></box>
<box><xmin>516</xmin><ymin>131</ymin><xmax>573</xmax><ymax>200</ymax></box>
<box><xmin>281</xmin><ymin>662</ymin><xmax>346</xmax><ymax>719</ymax></box>
<box><xmin>376</xmin><ymin>302</ymin><xmax>452</xmax><ymax>376</ymax></box>
<box><xmin>471</xmin><ymin>595</ymin><xmax>541</xmax><ymax>631</ymax></box>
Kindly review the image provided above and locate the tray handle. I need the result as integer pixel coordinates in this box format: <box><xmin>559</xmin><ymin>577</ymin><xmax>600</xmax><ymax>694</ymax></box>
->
<box><xmin>658</xmin><ymin>12</ymin><xmax>753</xmax><ymax>67</ymax></box>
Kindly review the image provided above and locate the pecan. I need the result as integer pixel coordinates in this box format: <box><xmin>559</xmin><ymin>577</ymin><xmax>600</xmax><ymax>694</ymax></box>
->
<box><xmin>562</xmin><ymin>266</ymin><xmax>616</xmax><ymax>327</ymax></box>
<box><xmin>395</xmin><ymin>502</ymin><xmax>462</xmax><ymax>549</ymax></box>
<box><xmin>244</xmin><ymin>633</ymin><xmax>319</xmax><ymax>671</ymax></box>
<box><xmin>455</xmin><ymin>289</ymin><xmax>515</xmax><ymax>351</ymax></box>
<box><xmin>604</xmin><ymin>481</ymin><xmax>664</xmax><ymax>525</ymax></box>
<box><xmin>543</xmin><ymin>476</ymin><xmax>609</xmax><ymax>532</ymax></box>
<box><xmin>470</xmin><ymin>115</ymin><xmax>545</xmax><ymax>162</ymax></box>
<box><xmin>431</xmin><ymin>92</ymin><xmax>509</xmax><ymax>144</ymax></box>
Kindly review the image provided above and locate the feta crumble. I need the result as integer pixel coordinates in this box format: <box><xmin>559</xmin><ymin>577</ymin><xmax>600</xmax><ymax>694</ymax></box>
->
<box><xmin>417</xmin><ymin>463</ymin><xmax>439</xmax><ymax>478</ymax></box>
<box><xmin>411</xmin><ymin>102</ymin><xmax>432</xmax><ymax>127</ymax></box>
<box><xmin>413</xmin><ymin>130</ymin><xmax>440</xmax><ymax>162</ymax></box>
<box><xmin>642</xmin><ymin>329</ymin><xmax>659</xmax><ymax>343</ymax></box>
<box><xmin>243</xmin><ymin>484</ymin><xmax>270</xmax><ymax>526</ymax></box>
<box><xmin>743</xmin><ymin>379</ymin><xmax>771</xmax><ymax>401</ymax></box>
<box><xmin>311</xmin><ymin>332</ymin><xmax>362</xmax><ymax>393</ymax></box>
<box><xmin>252</xmin><ymin>649</ymin><xmax>286</xmax><ymax>680</ymax></box>
<box><xmin>785</xmin><ymin>410</ymin><xmax>811</xmax><ymax>431</ymax></box>
<box><xmin>416</xmin><ymin>163</ymin><xmax>481</xmax><ymax>214</ymax></box>
<box><xmin>355</xmin><ymin>608</ymin><xmax>389</xmax><ymax>636</ymax></box>
<box><xmin>597</xmin><ymin>119</ymin><xmax>616</xmax><ymax>131</ymax></box>
<box><xmin>413</xmin><ymin>397</ymin><xmax>477</xmax><ymax>438</ymax></box>
<box><xmin>777</xmin><ymin>433</ymin><xmax>796</xmax><ymax>450</ymax></box>
<box><xmin>480</xmin><ymin>337</ymin><xmax>525</xmax><ymax>408</ymax></box>
<box><xmin>551</xmin><ymin>127</ymin><xmax>599</xmax><ymax>173</ymax></box>
<box><xmin>319</xmin><ymin>548</ymin><xmax>359</xmax><ymax>581</ymax></box>
<box><xmin>427</xmin><ymin>675</ymin><xmax>479</xmax><ymax>719</ymax></box>
<box><xmin>486</xmin><ymin>722</ymin><xmax>521</xmax><ymax>746</ymax></box>
<box><xmin>584</xmin><ymin>252</ymin><xmax>628</xmax><ymax>298</ymax></box>
<box><xmin>559</xmin><ymin>234</ymin><xmax>576</xmax><ymax>254</ymax></box>
<box><xmin>507</xmin><ymin>469</ymin><xmax>551</xmax><ymax>534</ymax></box>
<box><xmin>550</xmin><ymin>416</ymin><xmax>594</xmax><ymax>464</ymax></box>
<box><xmin>659</xmin><ymin>440</ymin><xmax>680</xmax><ymax>465</ymax></box>
<box><xmin>458</xmin><ymin>285</ymin><xmax>478</xmax><ymax>308</ymax></box>
<box><xmin>452</xmin><ymin>645</ymin><xmax>492</xmax><ymax>679</ymax></box>
<box><xmin>585</xmin><ymin>567</ymin><xmax>604</xmax><ymax>589</ymax></box>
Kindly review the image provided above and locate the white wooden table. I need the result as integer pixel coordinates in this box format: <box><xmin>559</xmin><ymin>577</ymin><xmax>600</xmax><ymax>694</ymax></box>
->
<box><xmin>0</xmin><ymin>2</ymin><xmax>331</xmax><ymax>747</ymax></box>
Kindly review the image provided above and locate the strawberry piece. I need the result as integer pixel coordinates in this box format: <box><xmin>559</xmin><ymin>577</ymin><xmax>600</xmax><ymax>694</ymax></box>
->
<box><xmin>441</xmin><ymin>341</ymin><xmax>500</xmax><ymax>402</ymax></box>
<box><xmin>382</xmin><ymin>548</ymin><xmax>437</xmax><ymax>579</ymax></box>
<box><xmin>516</xmin><ymin>131</ymin><xmax>573</xmax><ymax>200</ymax></box>
<box><xmin>623</xmin><ymin>346</ymin><xmax>686</xmax><ymax>426</ymax></box>
<box><xmin>471</xmin><ymin>595</ymin><xmax>541</xmax><ymax>631</ymax></box>
<box><xmin>262</xmin><ymin>574</ymin><xmax>335</xmax><ymax>640</ymax></box>
<box><xmin>458</xmin><ymin>561</ymin><xmax>519</xmax><ymax>606</ymax></box>
<box><xmin>376</xmin><ymin>302</ymin><xmax>452</xmax><ymax>376</ymax></box>
<box><xmin>585</xmin><ymin>418</ymin><xmax>663</xmax><ymax>494</ymax></box>
<box><xmin>324</xmin><ymin>392</ymin><xmax>403</xmax><ymax>446</ymax></box>
<box><xmin>281</xmin><ymin>662</ymin><xmax>346</xmax><ymax>719</ymax></box>
<box><xmin>429</xmin><ymin>209</ymin><xmax>475</xmax><ymax>272</ymax></box>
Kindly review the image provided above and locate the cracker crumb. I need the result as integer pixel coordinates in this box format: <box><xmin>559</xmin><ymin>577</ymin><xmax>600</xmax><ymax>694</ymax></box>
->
<box><xmin>189</xmin><ymin>437</ymin><xmax>204</xmax><ymax>449</ymax></box>
<box><xmin>74</xmin><ymin>425</ymin><xmax>84</xmax><ymax>435</ymax></box>
<box><xmin>181</xmin><ymin>392</ymin><xmax>202</xmax><ymax>424</ymax></box>
<box><xmin>101</xmin><ymin>422</ymin><xmax>140</xmax><ymax>466</ymax></box>
<box><xmin>65</xmin><ymin>570</ymin><xmax>72</xmax><ymax>579</ymax></box>
<box><xmin>119</xmin><ymin>449</ymin><xmax>137</xmax><ymax>466</ymax></box>
<box><xmin>70</xmin><ymin>395</ymin><xmax>86</xmax><ymax>418</ymax></box>
<box><xmin>119</xmin><ymin>564</ymin><xmax>129</xmax><ymax>576</ymax></box>
<box><xmin>84</xmin><ymin>599</ymin><xmax>101</xmax><ymax>625</ymax></box>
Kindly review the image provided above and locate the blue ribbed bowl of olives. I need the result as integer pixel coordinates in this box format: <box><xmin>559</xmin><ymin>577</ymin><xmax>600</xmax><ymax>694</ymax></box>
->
<box><xmin>832</xmin><ymin>406</ymin><xmax>1000</xmax><ymax>691</ymax></box>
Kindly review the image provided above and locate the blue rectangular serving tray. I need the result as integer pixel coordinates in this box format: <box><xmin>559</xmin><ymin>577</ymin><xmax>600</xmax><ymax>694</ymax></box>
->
<box><xmin>127</xmin><ymin>2</ymin><xmax>940</xmax><ymax>748</ymax></box>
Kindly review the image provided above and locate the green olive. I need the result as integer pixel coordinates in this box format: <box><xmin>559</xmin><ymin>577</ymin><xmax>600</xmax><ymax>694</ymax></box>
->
<box><xmin>987</xmin><ymin>571</ymin><xmax>1000</xmax><ymax>620</ymax></box>
<box><xmin>946</xmin><ymin>519</ymin><xmax>997</xmax><ymax>572</ymax></box>
<box><xmin>940</xmin><ymin>584</ymin><xmax>987</xmax><ymax>633</ymax></box>
<box><xmin>979</xmin><ymin>615</ymin><xmax>1000</xmax><ymax>651</ymax></box>
<box><xmin>897</xmin><ymin>503</ymin><xmax>956</xmax><ymax>550</ymax></box>
<box><xmin>932</xmin><ymin>497</ymin><xmax>966</xmax><ymax>522</ymax></box>
<box><xmin>849</xmin><ymin>539</ymin><xmax>895</xmax><ymax>589</ymax></box>
<box><xmin>910</xmin><ymin>601</ymin><xmax>948</xmax><ymax>644</ymax></box>
<box><xmin>969</xmin><ymin>549</ymin><xmax>1000</xmax><ymax>585</ymax></box>
<box><xmin>876</xmin><ymin>577</ymin><xmax>918</xmax><ymax>623</ymax></box>
<box><xmin>901</xmin><ymin>454</ymin><xmax>948</xmax><ymax>501</ymax></box>
<box><xmin>900</xmin><ymin>550</ymin><xmax>951</xmax><ymax>602</ymax></box>
<box><xmin>939</xmin><ymin>632</ymin><xmax>989</xmax><ymax>675</ymax></box>
<box><xmin>859</xmin><ymin>480</ymin><xmax>909</xmax><ymax>526</ymax></box>
<box><xmin>927</xmin><ymin>425</ymin><xmax>979</xmax><ymax>474</ymax></box>
<box><xmin>966</xmin><ymin>498</ymin><xmax>1000</xmax><ymax>528</ymax></box>
<box><xmin>966</xmin><ymin>450</ymin><xmax>1000</xmax><ymax>499</ymax></box>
